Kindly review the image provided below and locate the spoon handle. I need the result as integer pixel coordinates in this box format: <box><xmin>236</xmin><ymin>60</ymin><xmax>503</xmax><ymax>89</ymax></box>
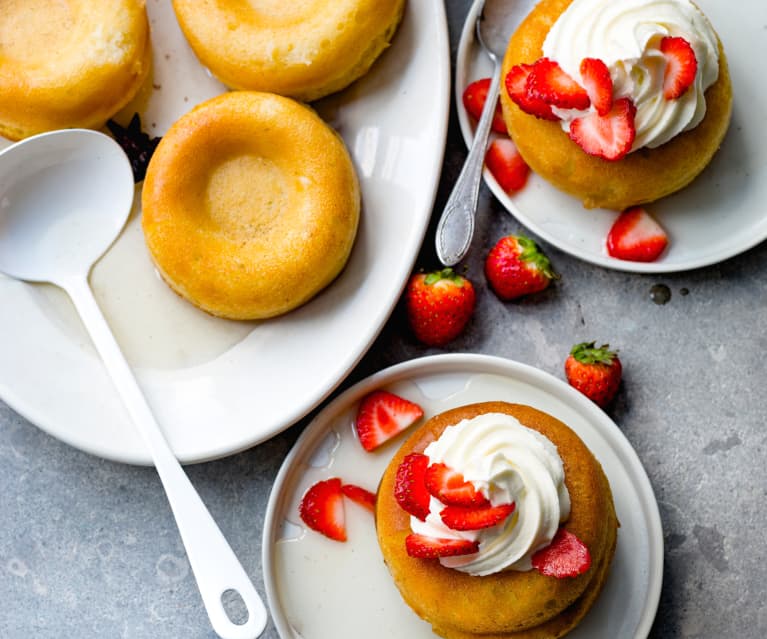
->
<box><xmin>435</xmin><ymin>60</ymin><xmax>502</xmax><ymax>266</ymax></box>
<box><xmin>63</xmin><ymin>275</ymin><xmax>267</xmax><ymax>639</ymax></box>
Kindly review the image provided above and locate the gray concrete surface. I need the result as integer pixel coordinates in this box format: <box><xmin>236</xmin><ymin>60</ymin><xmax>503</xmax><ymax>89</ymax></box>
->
<box><xmin>2</xmin><ymin>1</ymin><xmax>765</xmax><ymax>637</ymax></box>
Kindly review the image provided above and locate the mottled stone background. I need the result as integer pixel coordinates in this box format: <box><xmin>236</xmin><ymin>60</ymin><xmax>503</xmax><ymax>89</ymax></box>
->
<box><xmin>1</xmin><ymin>1</ymin><xmax>765</xmax><ymax>637</ymax></box>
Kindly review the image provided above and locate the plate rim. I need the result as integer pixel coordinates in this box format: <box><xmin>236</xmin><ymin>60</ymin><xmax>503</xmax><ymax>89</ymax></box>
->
<box><xmin>262</xmin><ymin>352</ymin><xmax>664</xmax><ymax>639</ymax></box>
<box><xmin>0</xmin><ymin>0</ymin><xmax>453</xmax><ymax>465</ymax></box>
<box><xmin>454</xmin><ymin>0</ymin><xmax>765</xmax><ymax>274</ymax></box>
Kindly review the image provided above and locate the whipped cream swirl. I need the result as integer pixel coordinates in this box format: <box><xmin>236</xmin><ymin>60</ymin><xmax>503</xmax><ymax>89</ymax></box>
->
<box><xmin>410</xmin><ymin>413</ymin><xmax>571</xmax><ymax>576</ymax></box>
<box><xmin>542</xmin><ymin>0</ymin><xmax>720</xmax><ymax>150</ymax></box>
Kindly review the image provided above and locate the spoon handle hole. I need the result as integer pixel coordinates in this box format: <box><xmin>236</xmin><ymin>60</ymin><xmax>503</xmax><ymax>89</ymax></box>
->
<box><xmin>221</xmin><ymin>588</ymin><xmax>250</xmax><ymax>626</ymax></box>
<box><xmin>61</xmin><ymin>276</ymin><xmax>267</xmax><ymax>639</ymax></box>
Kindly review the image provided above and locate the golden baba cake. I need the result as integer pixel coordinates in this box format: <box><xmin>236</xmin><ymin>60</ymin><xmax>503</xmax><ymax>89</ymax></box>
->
<box><xmin>376</xmin><ymin>402</ymin><xmax>618</xmax><ymax>639</ymax></box>
<box><xmin>0</xmin><ymin>0</ymin><xmax>151</xmax><ymax>141</ymax></box>
<box><xmin>141</xmin><ymin>91</ymin><xmax>360</xmax><ymax>320</ymax></box>
<box><xmin>171</xmin><ymin>0</ymin><xmax>406</xmax><ymax>102</ymax></box>
<box><xmin>500</xmin><ymin>0</ymin><xmax>732</xmax><ymax>210</ymax></box>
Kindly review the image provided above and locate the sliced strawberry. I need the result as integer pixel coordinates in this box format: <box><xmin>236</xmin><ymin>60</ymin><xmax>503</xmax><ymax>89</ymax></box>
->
<box><xmin>606</xmin><ymin>206</ymin><xmax>669</xmax><ymax>262</ymax></box>
<box><xmin>440</xmin><ymin>502</ymin><xmax>516</xmax><ymax>531</ymax></box>
<box><xmin>527</xmin><ymin>58</ymin><xmax>590</xmax><ymax>110</ymax></box>
<box><xmin>579</xmin><ymin>57</ymin><xmax>613</xmax><ymax>116</ymax></box>
<box><xmin>424</xmin><ymin>462</ymin><xmax>489</xmax><ymax>508</ymax></box>
<box><xmin>341</xmin><ymin>483</ymin><xmax>376</xmax><ymax>512</ymax></box>
<box><xmin>485</xmin><ymin>138</ymin><xmax>531</xmax><ymax>193</ymax></box>
<box><xmin>568</xmin><ymin>97</ymin><xmax>636</xmax><ymax>161</ymax></box>
<box><xmin>531</xmin><ymin>528</ymin><xmax>592</xmax><ymax>578</ymax></box>
<box><xmin>462</xmin><ymin>78</ymin><xmax>508</xmax><ymax>134</ymax></box>
<box><xmin>354</xmin><ymin>390</ymin><xmax>424</xmax><ymax>452</ymax></box>
<box><xmin>405</xmin><ymin>533</ymin><xmax>480</xmax><ymax>559</ymax></box>
<box><xmin>660</xmin><ymin>36</ymin><xmax>697</xmax><ymax>100</ymax></box>
<box><xmin>505</xmin><ymin>63</ymin><xmax>559</xmax><ymax>121</ymax></box>
<box><xmin>394</xmin><ymin>453</ymin><xmax>431</xmax><ymax>521</ymax></box>
<box><xmin>299</xmin><ymin>477</ymin><xmax>346</xmax><ymax>542</ymax></box>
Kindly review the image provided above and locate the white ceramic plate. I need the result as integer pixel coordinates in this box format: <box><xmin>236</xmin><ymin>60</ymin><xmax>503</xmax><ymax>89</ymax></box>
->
<box><xmin>456</xmin><ymin>0</ymin><xmax>766</xmax><ymax>272</ymax></box>
<box><xmin>0</xmin><ymin>1</ymin><xmax>450</xmax><ymax>464</ymax></box>
<box><xmin>263</xmin><ymin>354</ymin><xmax>663</xmax><ymax>639</ymax></box>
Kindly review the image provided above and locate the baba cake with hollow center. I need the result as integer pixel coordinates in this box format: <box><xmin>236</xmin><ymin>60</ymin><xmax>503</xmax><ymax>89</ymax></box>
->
<box><xmin>171</xmin><ymin>0</ymin><xmax>407</xmax><ymax>101</ymax></box>
<box><xmin>376</xmin><ymin>401</ymin><xmax>618</xmax><ymax>639</ymax></box>
<box><xmin>500</xmin><ymin>0</ymin><xmax>732</xmax><ymax>210</ymax></box>
<box><xmin>0</xmin><ymin>0</ymin><xmax>151</xmax><ymax>141</ymax></box>
<box><xmin>141</xmin><ymin>91</ymin><xmax>360</xmax><ymax>320</ymax></box>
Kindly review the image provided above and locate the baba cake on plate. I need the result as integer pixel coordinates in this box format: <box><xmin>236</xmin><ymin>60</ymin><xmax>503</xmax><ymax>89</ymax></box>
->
<box><xmin>171</xmin><ymin>0</ymin><xmax>407</xmax><ymax>101</ymax></box>
<box><xmin>0</xmin><ymin>0</ymin><xmax>151</xmax><ymax>140</ymax></box>
<box><xmin>500</xmin><ymin>0</ymin><xmax>732</xmax><ymax>210</ymax></box>
<box><xmin>376</xmin><ymin>401</ymin><xmax>618</xmax><ymax>639</ymax></box>
<box><xmin>141</xmin><ymin>91</ymin><xmax>360</xmax><ymax>320</ymax></box>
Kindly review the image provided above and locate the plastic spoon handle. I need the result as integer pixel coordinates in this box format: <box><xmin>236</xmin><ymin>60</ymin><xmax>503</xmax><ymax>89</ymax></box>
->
<box><xmin>62</xmin><ymin>274</ymin><xmax>267</xmax><ymax>639</ymax></box>
<box><xmin>435</xmin><ymin>59</ymin><xmax>502</xmax><ymax>266</ymax></box>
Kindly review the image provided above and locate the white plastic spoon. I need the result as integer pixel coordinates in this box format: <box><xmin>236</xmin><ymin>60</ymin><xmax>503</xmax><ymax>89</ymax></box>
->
<box><xmin>0</xmin><ymin>129</ymin><xmax>267</xmax><ymax>639</ymax></box>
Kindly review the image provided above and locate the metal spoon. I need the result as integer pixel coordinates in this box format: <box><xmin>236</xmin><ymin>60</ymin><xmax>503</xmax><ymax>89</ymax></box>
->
<box><xmin>435</xmin><ymin>0</ymin><xmax>536</xmax><ymax>266</ymax></box>
<box><xmin>0</xmin><ymin>129</ymin><xmax>267</xmax><ymax>639</ymax></box>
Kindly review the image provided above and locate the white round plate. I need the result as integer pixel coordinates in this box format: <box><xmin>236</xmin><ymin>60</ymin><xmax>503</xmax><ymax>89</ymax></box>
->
<box><xmin>263</xmin><ymin>354</ymin><xmax>663</xmax><ymax>639</ymax></box>
<box><xmin>0</xmin><ymin>1</ymin><xmax>450</xmax><ymax>464</ymax></box>
<box><xmin>456</xmin><ymin>0</ymin><xmax>766</xmax><ymax>272</ymax></box>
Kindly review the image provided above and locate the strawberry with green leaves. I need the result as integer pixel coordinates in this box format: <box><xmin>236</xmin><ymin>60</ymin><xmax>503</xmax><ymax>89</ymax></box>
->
<box><xmin>565</xmin><ymin>342</ymin><xmax>622</xmax><ymax>408</ymax></box>
<box><xmin>484</xmin><ymin>235</ymin><xmax>558</xmax><ymax>301</ymax></box>
<box><xmin>405</xmin><ymin>268</ymin><xmax>476</xmax><ymax>346</ymax></box>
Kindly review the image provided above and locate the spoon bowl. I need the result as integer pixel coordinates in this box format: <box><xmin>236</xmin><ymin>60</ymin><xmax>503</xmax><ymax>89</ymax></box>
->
<box><xmin>435</xmin><ymin>0</ymin><xmax>537</xmax><ymax>266</ymax></box>
<box><xmin>0</xmin><ymin>129</ymin><xmax>267</xmax><ymax>639</ymax></box>
<box><xmin>0</xmin><ymin>129</ymin><xmax>133</xmax><ymax>285</ymax></box>
<box><xmin>477</xmin><ymin>0</ymin><xmax>535</xmax><ymax>61</ymax></box>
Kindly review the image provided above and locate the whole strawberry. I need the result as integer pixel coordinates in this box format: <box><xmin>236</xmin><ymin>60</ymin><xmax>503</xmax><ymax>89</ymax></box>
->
<box><xmin>485</xmin><ymin>235</ymin><xmax>558</xmax><ymax>300</ymax></box>
<box><xmin>565</xmin><ymin>342</ymin><xmax>622</xmax><ymax>408</ymax></box>
<box><xmin>406</xmin><ymin>268</ymin><xmax>475</xmax><ymax>346</ymax></box>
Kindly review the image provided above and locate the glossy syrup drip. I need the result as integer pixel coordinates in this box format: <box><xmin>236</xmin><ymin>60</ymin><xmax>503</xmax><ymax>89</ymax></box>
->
<box><xmin>649</xmin><ymin>284</ymin><xmax>671</xmax><ymax>305</ymax></box>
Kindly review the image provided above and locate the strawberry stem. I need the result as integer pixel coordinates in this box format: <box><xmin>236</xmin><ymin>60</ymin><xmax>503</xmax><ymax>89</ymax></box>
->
<box><xmin>424</xmin><ymin>267</ymin><xmax>462</xmax><ymax>286</ymax></box>
<box><xmin>517</xmin><ymin>236</ymin><xmax>559</xmax><ymax>280</ymax></box>
<box><xmin>570</xmin><ymin>341</ymin><xmax>618</xmax><ymax>365</ymax></box>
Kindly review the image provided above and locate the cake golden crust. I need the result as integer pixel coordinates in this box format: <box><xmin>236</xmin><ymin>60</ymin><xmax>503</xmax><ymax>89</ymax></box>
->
<box><xmin>171</xmin><ymin>0</ymin><xmax>406</xmax><ymax>101</ymax></box>
<box><xmin>0</xmin><ymin>0</ymin><xmax>151</xmax><ymax>141</ymax></box>
<box><xmin>376</xmin><ymin>402</ymin><xmax>617</xmax><ymax>639</ymax></box>
<box><xmin>500</xmin><ymin>0</ymin><xmax>733</xmax><ymax>210</ymax></box>
<box><xmin>141</xmin><ymin>91</ymin><xmax>360</xmax><ymax>320</ymax></box>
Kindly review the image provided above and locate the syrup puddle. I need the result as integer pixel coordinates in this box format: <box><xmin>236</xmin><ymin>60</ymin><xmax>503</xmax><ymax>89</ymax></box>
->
<box><xmin>272</xmin><ymin>375</ymin><xmax>520</xmax><ymax>639</ymax></box>
<box><xmin>30</xmin><ymin>203</ymin><xmax>255</xmax><ymax>370</ymax></box>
